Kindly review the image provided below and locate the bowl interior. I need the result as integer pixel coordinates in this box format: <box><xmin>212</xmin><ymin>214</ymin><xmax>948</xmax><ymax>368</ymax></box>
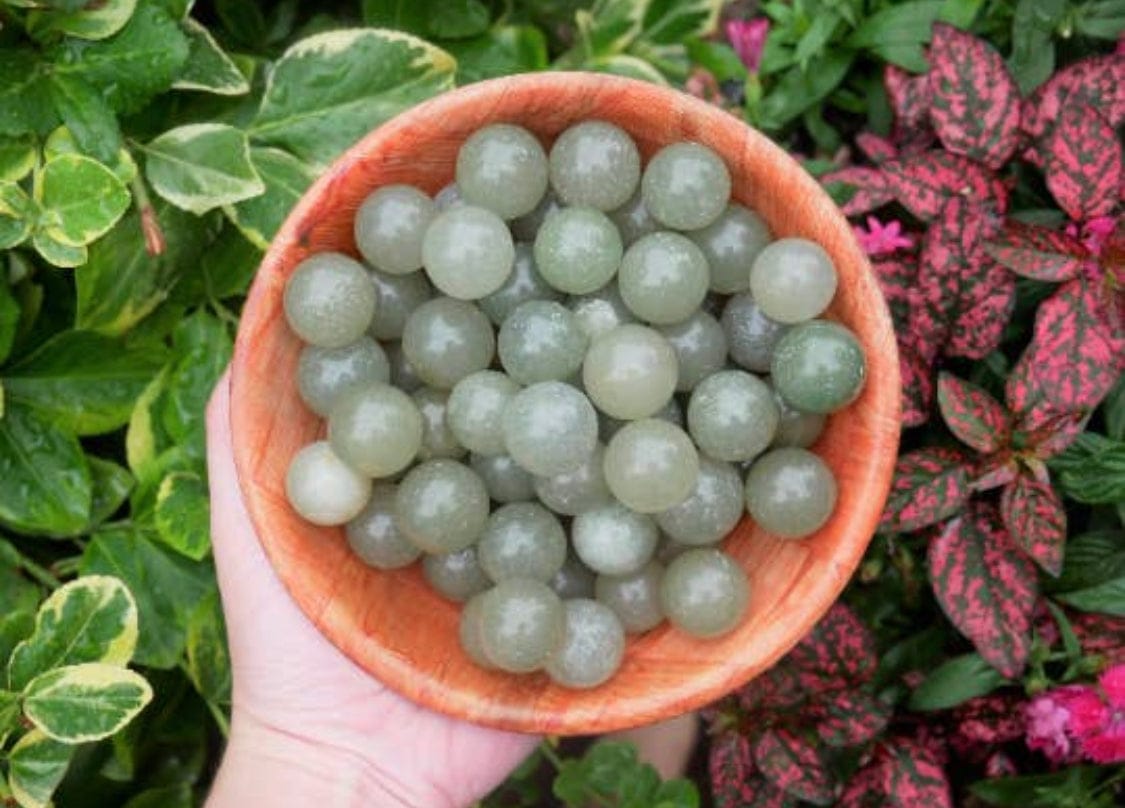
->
<box><xmin>230</xmin><ymin>72</ymin><xmax>900</xmax><ymax>735</ymax></box>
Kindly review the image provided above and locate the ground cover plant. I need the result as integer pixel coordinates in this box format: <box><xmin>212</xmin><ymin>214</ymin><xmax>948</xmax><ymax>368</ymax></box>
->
<box><xmin>0</xmin><ymin>1</ymin><xmax>1121</xmax><ymax>806</ymax></box>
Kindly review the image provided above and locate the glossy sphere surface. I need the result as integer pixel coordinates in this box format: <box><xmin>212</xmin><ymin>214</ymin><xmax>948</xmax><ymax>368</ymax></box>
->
<box><xmin>328</xmin><ymin>383</ymin><xmax>423</xmax><ymax>477</ymax></box>
<box><xmin>568</xmin><ymin>283</ymin><xmax>636</xmax><ymax>340</ymax></box>
<box><xmin>545</xmin><ymin>599</ymin><xmax>626</xmax><ymax>689</ymax></box>
<box><xmin>687</xmin><ymin>370</ymin><xmax>778</xmax><ymax>463</ymax></box>
<box><xmin>401</xmin><ymin>297</ymin><xmax>495</xmax><ymax>389</ymax></box>
<box><xmin>641</xmin><ymin>142</ymin><xmax>730</xmax><ymax>231</ymax></box>
<box><xmin>434</xmin><ymin>182</ymin><xmax>462</xmax><ymax>211</ymax></box>
<box><xmin>721</xmin><ymin>293</ymin><xmax>789</xmax><ymax>373</ymax></box>
<box><xmin>478</xmin><ymin>503</ymin><xmax>567</xmax><ymax>582</ymax></box>
<box><xmin>502</xmin><ymin>382</ymin><xmax>598</xmax><ymax>477</ymax></box>
<box><xmin>656</xmin><ymin>457</ymin><xmax>744</xmax><ymax>546</ymax></box>
<box><xmin>659</xmin><ymin>311</ymin><xmax>728</xmax><ymax>392</ymax></box>
<box><xmin>510</xmin><ymin>192</ymin><xmax>562</xmax><ymax>242</ymax></box>
<box><xmin>772</xmin><ymin>388</ymin><xmax>826</xmax><ymax>448</ymax></box>
<box><xmin>749</xmin><ymin>238</ymin><xmax>837</xmax><ymax>324</ymax></box>
<box><xmin>470</xmin><ymin>453</ymin><xmax>536</xmax><ymax>503</ymax></box>
<box><xmin>550</xmin><ymin>554</ymin><xmax>596</xmax><ymax>599</ymax></box>
<box><xmin>771</xmin><ymin>320</ymin><xmax>866</xmax><ymax>414</ymax></box>
<box><xmin>582</xmin><ymin>324</ymin><xmax>678</xmax><ymax>420</ymax></box>
<box><xmin>368</xmin><ymin>269</ymin><xmax>433</xmax><ymax>341</ymax></box>
<box><xmin>345</xmin><ymin>483</ymin><xmax>420</xmax><ymax>570</ymax></box>
<box><xmin>534</xmin><ymin>208</ymin><xmax>623</xmax><ymax>295</ymax></box>
<box><xmin>456</xmin><ymin>123</ymin><xmax>548</xmax><ymax>219</ymax></box>
<box><xmin>283</xmin><ymin>252</ymin><xmax>375</xmax><ymax>348</ymax></box>
<box><xmin>534</xmin><ymin>444</ymin><xmax>612</xmax><ymax>516</ymax></box>
<box><xmin>745</xmin><ymin>448</ymin><xmax>837</xmax><ymax>539</ymax></box>
<box><xmin>498</xmin><ymin>300</ymin><xmax>588</xmax><ymax>384</ymax></box>
<box><xmin>478</xmin><ymin>579</ymin><xmax>565</xmax><ymax>673</ymax></box>
<box><xmin>595</xmin><ymin>561</ymin><xmax>664</xmax><ymax>632</ymax></box>
<box><xmin>447</xmin><ymin>370</ymin><xmax>519</xmax><ymax>456</ymax></box>
<box><xmin>608</xmin><ymin>190</ymin><xmax>658</xmax><ymax>245</ymax></box>
<box><xmin>354</xmin><ymin>184</ymin><xmax>435</xmax><ymax>274</ymax></box>
<box><xmin>459</xmin><ymin>594</ymin><xmax>493</xmax><ymax>667</ymax></box>
<box><xmin>479</xmin><ymin>243</ymin><xmax>561</xmax><ymax>325</ymax></box>
<box><xmin>395</xmin><ymin>459</ymin><xmax>489</xmax><ymax>553</ymax></box>
<box><xmin>285</xmin><ymin>441</ymin><xmax>371</xmax><ymax>526</ymax></box>
<box><xmin>422</xmin><ymin>205</ymin><xmax>514</xmax><ymax>300</ymax></box>
<box><xmin>387</xmin><ymin>342</ymin><xmax>423</xmax><ymax>393</ymax></box>
<box><xmin>604</xmin><ymin>419</ymin><xmax>700</xmax><ymax>513</ymax></box>
<box><xmin>412</xmin><ymin>388</ymin><xmax>464</xmax><ymax>460</ymax></box>
<box><xmin>660</xmin><ymin>549</ymin><xmax>749</xmax><ymax>638</ymax></box>
<box><xmin>572</xmin><ymin>503</ymin><xmax>658</xmax><ymax>576</ymax></box>
<box><xmin>549</xmin><ymin>120</ymin><xmax>640</xmax><ymax>211</ymax></box>
<box><xmin>618</xmin><ymin>232</ymin><xmax>709</xmax><ymax>324</ymax></box>
<box><xmin>424</xmin><ymin>546</ymin><xmax>491</xmax><ymax>602</ymax></box>
<box><xmin>297</xmin><ymin>337</ymin><xmax>390</xmax><ymax>416</ymax></box>
<box><xmin>690</xmin><ymin>204</ymin><xmax>771</xmax><ymax>294</ymax></box>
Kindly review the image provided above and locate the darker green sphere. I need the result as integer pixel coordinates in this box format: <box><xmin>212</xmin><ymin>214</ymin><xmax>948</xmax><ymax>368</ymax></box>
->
<box><xmin>770</xmin><ymin>320</ymin><xmax>866</xmax><ymax>414</ymax></box>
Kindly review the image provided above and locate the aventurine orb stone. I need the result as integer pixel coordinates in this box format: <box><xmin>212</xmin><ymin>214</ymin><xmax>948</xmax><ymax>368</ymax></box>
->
<box><xmin>328</xmin><ymin>383</ymin><xmax>423</xmax><ymax>478</ymax></box>
<box><xmin>687</xmin><ymin>370</ymin><xmax>778</xmax><ymax>463</ymax></box>
<box><xmin>771</xmin><ymin>387</ymin><xmax>827</xmax><ymax>448</ymax></box>
<box><xmin>297</xmin><ymin>337</ymin><xmax>390</xmax><ymax>417</ymax></box>
<box><xmin>424</xmin><ymin>546</ymin><xmax>491</xmax><ymax>602</ymax></box>
<box><xmin>447</xmin><ymin>370</ymin><xmax>519</xmax><ymax>456</ymax></box>
<box><xmin>421</xmin><ymin>205</ymin><xmax>514</xmax><ymax>300</ymax></box>
<box><xmin>568</xmin><ymin>283</ymin><xmax>636</xmax><ymax>340</ymax></box>
<box><xmin>721</xmin><ymin>292</ymin><xmax>789</xmax><ymax>373</ymax></box>
<box><xmin>284</xmin><ymin>252</ymin><xmax>376</xmax><ymax>348</ymax></box>
<box><xmin>660</xmin><ymin>549</ymin><xmax>749</xmax><ymax>638</ymax></box>
<box><xmin>469</xmin><ymin>453</ymin><xmax>536</xmax><ymax>503</ymax></box>
<box><xmin>771</xmin><ymin>320</ymin><xmax>866</xmax><ymax>414</ymax></box>
<box><xmin>534</xmin><ymin>443</ymin><xmax>612</xmax><ymax>516</ymax></box>
<box><xmin>345</xmin><ymin>483</ymin><xmax>420</xmax><ymax>570</ymax></box>
<box><xmin>545</xmin><ymin>598</ymin><xmax>626</xmax><ymax>689</ymax></box>
<box><xmin>285</xmin><ymin>441</ymin><xmax>371</xmax><ymax>526</ymax></box>
<box><xmin>456</xmin><ymin>123</ymin><xmax>549</xmax><ymax>220</ymax></box>
<box><xmin>549</xmin><ymin>120</ymin><xmax>641</xmax><ymax>211</ymax></box>
<box><xmin>659</xmin><ymin>311</ymin><xmax>728</xmax><ymax>392</ymax></box>
<box><xmin>641</xmin><ymin>142</ymin><xmax>731</xmax><ymax>231</ymax></box>
<box><xmin>534</xmin><ymin>207</ymin><xmax>623</xmax><ymax>295</ymax></box>
<box><xmin>603</xmin><ymin>419</ymin><xmax>700</xmax><ymax>514</ymax></box>
<box><xmin>582</xmin><ymin>324</ymin><xmax>678</xmax><ymax>420</ymax></box>
<box><xmin>498</xmin><ymin>300</ymin><xmax>588</xmax><ymax>384</ymax></box>
<box><xmin>479</xmin><ymin>242</ymin><xmax>561</xmax><ymax>325</ymax></box>
<box><xmin>744</xmin><ymin>447</ymin><xmax>837</xmax><ymax>539</ymax></box>
<box><xmin>572</xmin><ymin>502</ymin><xmax>659</xmax><ymax>576</ymax></box>
<box><xmin>395</xmin><ymin>459</ymin><xmax>489</xmax><ymax>554</ymax></box>
<box><xmin>618</xmin><ymin>232</ymin><xmax>710</xmax><ymax>325</ymax></box>
<box><xmin>595</xmin><ymin>560</ymin><xmax>665</xmax><ymax>632</ymax></box>
<box><xmin>401</xmin><ymin>297</ymin><xmax>495</xmax><ymax>389</ymax></box>
<box><xmin>656</xmin><ymin>457</ymin><xmax>745</xmax><ymax>546</ymax></box>
<box><xmin>502</xmin><ymin>381</ymin><xmax>598</xmax><ymax>477</ymax></box>
<box><xmin>477</xmin><ymin>502</ymin><xmax>567</xmax><ymax>583</ymax></box>
<box><xmin>549</xmin><ymin>554</ymin><xmax>597</xmax><ymax>600</ymax></box>
<box><xmin>354</xmin><ymin>184</ymin><xmax>435</xmax><ymax>275</ymax></box>
<box><xmin>689</xmin><ymin>204</ymin><xmax>772</xmax><ymax>294</ymax></box>
<box><xmin>368</xmin><ymin>269</ymin><xmax>433</xmax><ymax>341</ymax></box>
<box><xmin>478</xmin><ymin>578</ymin><xmax>565</xmax><ymax>673</ymax></box>
<box><xmin>412</xmin><ymin>388</ymin><xmax>464</xmax><ymax>460</ymax></box>
<box><xmin>459</xmin><ymin>593</ymin><xmax>493</xmax><ymax>667</ymax></box>
<box><xmin>749</xmin><ymin>238</ymin><xmax>838</xmax><ymax>324</ymax></box>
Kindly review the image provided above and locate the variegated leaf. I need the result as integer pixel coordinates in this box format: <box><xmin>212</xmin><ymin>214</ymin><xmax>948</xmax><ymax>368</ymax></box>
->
<box><xmin>880</xmin><ymin>447</ymin><xmax>971</xmax><ymax>533</ymax></box>
<box><xmin>937</xmin><ymin>372</ymin><xmax>1009</xmax><ymax>454</ymax></box>
<box><xmin>1000</xmin><ymin>473</ymin><xmax>1066</xmax><ymax>575</ymax></box>
<box><xmin>23</xmin><ymin>663</ymin><xmax>152</xmax><ymax>743</ymax></box>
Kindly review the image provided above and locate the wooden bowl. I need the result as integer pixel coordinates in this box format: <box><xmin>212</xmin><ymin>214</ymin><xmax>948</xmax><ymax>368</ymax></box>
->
<box><xmin>230</xmin><ymin>72</ymin><xmax>900</xmax><ymax>735</ymax></box>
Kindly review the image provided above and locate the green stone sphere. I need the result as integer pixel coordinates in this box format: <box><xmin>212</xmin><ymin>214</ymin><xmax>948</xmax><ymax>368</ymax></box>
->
<box><xmin>686</xmin><ymin>370</ymin><xmax>778</xmax><ymax>463</ymax></box>
<box><xmin>502</xmin><ymin>381</ymin><xmax>598</xmax><ymax>477</ymax></box>
<box><xmin>422</xmin><ymin>205</ymin><xmax>514</xmax><ymax>300</ymax></box>
<box><xmin>401</xmin><ymin>297</ymin><xmax>495</xmax><ymax>389</ymax></box>
<box><xmin>618</xmin><ymin>232</ymin><xmax>709</xmax><ymax>325</ymax></box>
<box><xmin>744</xmin><ymin>448</ymin><xmax>837</xmax><ymax>538</ymax></box>
<box><xmin>394</xmin><ymin>459</ymin><xmax>489</xmax><ymax>553</ymax></box>
<box><xmin>534</xmin><ymin>443</ymin><xmax>612</xmax><ymax>516</ymax></box>
<box><xmin>582</xmin><ymin>324</ymin><xmax>678</xmax><ymax>420</ymax></box>
<box><xmin>641</xmin><ymin>142</ymin><xmax>731</xmax><ymax>231</ymax></box>
<box><xmin>327</xmin><ymin>383</ymin><xmax>423</xmax><ymax>477</ymax></box>
<box><xmin>469</xmin><ymin>453</ymin><xmax>536</xmax><ymax>503</ymax></box>
<box><xmin>354</xmin><ymin>184</ymin><xmax>435</xmax><ymax>275</ymax></box>
<box><xmin>345</xmin><ymin>483</ymin><xmax>421</xmax><ymax>570</ymax></box>
<box><xmin>771</xmin><ymin>387</ymin><xmax>827</xmax><ymax>448</ymax></box>
<box><xmin>478</xmin><ymin>578</ymin><xmax>565</xmax><ymax>673</ymax></box>
<box><xmin>459</xmin><ymin>593</ymin><xmax>493</xmax><ymax>668</ymax></box>
<box><xmin>456</xmin><ymin>123</ymin><xmax>549</xmax><ymax>219</ymax></box>
<box><xmin>479</xmin><ymin>242</ymin><xmax>562</xmax><ymax>325</ymax></box>
<box><xmin>297</xmin><ymin>337</ymin><xmax>390</xmax><ymax>417</ymax></box>
<box><xmin>534</xmin><ymin>207</ymin><xmax>623</xmax><ymax>295</ymax></box>
<box><xmin>608</xmin><ymin>190</ymin><xmax>659</xmax><ymax>246</ymax></box>
<box><xmin>434</xmin><ymin>183</ymin><xmax>463</xmax><ymax>211</ymax></box>
<box><xmin>598</xmin><ymin>397</ymin><xmax>682</xmax><ymax>443</ymax></box>
<box><xmin>412</xmin><ymin>388</ymin><xmax>465</xmax><ymax>461</ymax></box>
<box><xmin>424</xmin><ymin>546</ymin><xmax>491</xmax><ymax>603</ymax></box>
<box><xmin>387</xmin><ymin>342</ymin><xmax>423</xmax><ymax>393</ymax></box>
<box><xmin>550</xmin><ymin>554</ymin><xmax>597</xmax><ymax>600</ymax></box>
<box><xmin>284</xmin><ymin>252</ymin><xmax>376</xmax><ymax>348</ymax></box>
<box><xmin>545</xmin><ymin>598</ymin><xmax>626</xmax><ymax>689</ymax></box>
<box><xmin>285</xmin><ymin>441</ymin><xmax>372</xmax><ymax>526</ymax></box>
<box><xmin>748</xmin><ymin>238</ymin><xmax>838</xmax><ymax>324</ymax></box>
<box><xmin>510</xmin><ymin>192</ymin><xmax>562</xmax><ymax>242</ymax></box>
<box><xmin>549</xmin><ymin>120</ymin><xmax>641</xmax><ymax>211</ymax></box>
<box><xmin>656</xmin><ymin>457</ymin><xmax>744</xmax><ymax>546</ymax></box>
<box><xmin>660</xmin><ymin>549</ymin><xmax>749</xmax><ymax>638</ymax></box>
<box><xmin>568</xmin><ymin>283</ymin><xmax>636</xmax><ymax>340</ymax></box>
<box><xmin>658</xmin><ymin>311</ymin><xmax>728</xmax><ymax>392</ymax></box>
<box><xmin>771</xmin><ymin>320</ymin><xmax>866</xmax><ymax>413</ymax></box>
<box><xmin>721</xmin><ymin>292</ymin><xmax>789</xmax><ymax>373</ymax></box>
<box><xmin>572</xmin><ymin>502</ymin><xmax>659</xmax><ymax>576</ymax></box>
<box><xmin>594</xmin><ymin>561</ymin><xmax>665</xmax><ymax>632</ymax></box>
<box><xmin>447</xmin><ymin>370</ymin><xmax>520</xmax><ymax>456</ymax></box>
<box><xmin>368</xmin><ymin>268</ymin><xmax>433</xmax><ymax>340</ymax></box>
<box><xmin>604</xmin><ymin>419</ymin><xmax>700</xmax><ymax>513</ymax></box>
<box><xmin>478</xmin><ymin>502</ymin><xmax>567</xmax><ymax>583</ymax></box>
<box><xmin>689</xmin><ymin>204</ymin><xmax>771</xmax><ymax>294</ymax></box>
<box><xmin>498</xmin><ymin>300</ymin><xmax>588</xmax><ymax>384</ymax></box>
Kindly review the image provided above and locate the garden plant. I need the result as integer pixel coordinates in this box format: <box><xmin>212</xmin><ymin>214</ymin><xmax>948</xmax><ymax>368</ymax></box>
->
<box><xmin>0</xmin><ymin>1</ymin><xmax>1122</xmax><ymax>806</ymax></box>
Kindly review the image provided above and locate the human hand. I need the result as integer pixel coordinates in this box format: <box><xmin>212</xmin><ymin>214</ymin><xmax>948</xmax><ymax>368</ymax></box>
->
<box><xmin>205</xmin><ymin>371</ymin><xmax>539</xmax><ymax>807</ymax></box>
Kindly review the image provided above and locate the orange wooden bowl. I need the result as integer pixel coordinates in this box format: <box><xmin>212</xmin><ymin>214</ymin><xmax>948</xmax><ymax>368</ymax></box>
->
<box><xmin>230</xmin><ymin>72</ymin><xmax>900</xmax><ymax>735</ymax></box>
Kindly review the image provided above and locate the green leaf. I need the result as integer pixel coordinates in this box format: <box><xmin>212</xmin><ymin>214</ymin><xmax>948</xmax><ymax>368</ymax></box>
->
<box><xmin>192</xmin><ymin>225</ymin><xmax>263</xmax><ymax>301</ymax></box>
<box><xmin>795</xmin><ymin>12</ymin><xmax>842</xmax><ymax>70</ymax></box>
<box><xmin>0</xmin><ymin>182</ymin><xmax>34</xmax><ymax>251</ymax></box>
<box><xmin>185</xmin><ymin>591</ymin><xmax>231</xmax><ymax>705</ymax></box>
<box><xmin>0</xmin><ymin>280</ymin><xmax>16</xmax><ymax>365</ymax></box>
<box><xmin>154</xmin><ymin>472</ymin><xmax>211</xmax><ymax>560</ymax></box>
<box><xmin>590</xmin><ymin>54</ymin><xmax>669</xmax><ymax>84</ymax></box>
<box><xmin>908</xmin><ymin>653</ymin><xmax>1007</xmax><ymax>710</ymax></box>
<box><xmin>50</xmin><ymin>3</ymin><xmax>191</xmax><ymax>115</ymax></box>
<box><xmin>361</xmin><ymin>0</ymin><xmax>427</xmax><ymax>33</ymax></box>
<box><xmin>1008</xmin><ymin>0</ymin><xmax>1065</xmax><ymax>93</ymax></box>
<box><xmin>1047</xmin><ymin>531</ymin><xmax>1125</xmax><ymax>593</ymax></box>
<box><xmin>1056</xmin><ymin>436</ymin><xmax>1125</xmax><ymax>505</ymax></box>
<box><xmin>251</xmin><ymin>29</ymin><xmax>456</xmax><ymax>169</ymax></box>
<box><xmin>426</xmin><ymin>0</ymin><xmax>490</xmax><ymax>39</ymax></box>
<box><xmin>1057</xmin><ymin>579</ymin><xmax>1125</xmax><ymax>616</ymax></box>
<box><xmin>1074</xmin><ymin>0</ymin><xmax>1125</xmax><ymax>39</ymax></box>
<box><xmin>45</xmin><ymin>75</ymin><xmax>122</xmax><ymax>164</ymax></box>
<box><xmin>122</xmin><ymin>785</ymin><xmax>194</xmax><ymax>808</ymax></box>
<box><xmin>87</xmin><ymin>458</ymin><xmax>132</xmax><ymax>530</ymax></box>
<box><xmin>758</xmin><ymin>50</ymin><xmax>854</xmax><ymax>130</ymax></box>
<box><xmin>0</xmin><ymin>613</ymin><xmax>35</xmax><ymax>671</ymax></box>
<box><xmin>0</xmin><ymin>690</ymin><xmax>18</xmax><ymax>739</ymax></box>
<box><xmin>1105</xmin><ymin>375</ymin><xmax>1125</xmax><ymax>441</ymax></box>
<box><xmin>224</xmin><ymin>147</ymin><xmax>314</xmax><ymax>249</ymax></box>
<box><xmin>160</xmin><ymin>311</ymin><xmax>232</xmax><ymax>461</ymax></box>
<box><xmin>43</xmin><ymin>125</ymin><xmax>137</xmax><ymax>185</ymax></box>
<box><xmin>173</xmin><ymin>18</ymin><xmax>251</xmax><ymax>96</ymax></box>
<box><xmin>3</xmin><ymin>331</ymin><xmax>168</xmax><ymax>436</ymax></box>
<box><xmin>847</xmin><ymin>1</ymin><xmax>944</xmax><ymax>71</ymax></box>
<box><xmin>214</xmin><ymin>0</ymin><xmax>267</xmax><ymax>46</ymax></box>
<box><xmin>0</xmin><ymin>544</ymin><xmax>41</xmax><ymax>615</ymax></box>
<box><xmin>23</xmin><ymin>663</ymin><xmax>152</xmax><ymax>743</ymax></box>
<box><xmin>446</xmin><ymin>25</ymin><xmax>549</xmax><ymax>84</ymax></box>
<box><xmin>39</xmin><ymin>154</ymin><xmax>130</xmax><ymax>247</ymax></box>
<box><xmin>575</xmin><ymin>0</ymin><xmax>647</xmax><ymax>57</ymax></box>
<box><xmin>970</xmin><ymin>766</ymin><xmax>1103</xmax><ymax>807</ymax></box>
<box><xmin>0</xmin><ymin>137</ymin><xmax>36</xmax><ymax>182</ymax></box>
<box><xmin>6</xmin><ymin>729</ymin><xmax>73</xmax><ymax>808</ymax></box>
<box><xmin>28</xmin><ymin>0</ymin><xmax>137</xmax><ymax>41</ymax></box>
<box><xmin>80</xmin><ymin>526</ymin><xmax>216</xmax><ymax>668</ymax></box>
<box><xmin>144</xmin><ymin>123</ymin><xmax>264</xmax><ymax>215</ymax></box>
<box><xmin>0</xmin><ymin>52</ymin><xmax>57</xmax><ymax>137</ymax></box>
<box><xmin>640</xmin><ymin>0</ymin><xmax>721</xmax><ymax>44</ymax></box>
<box><xmin>31</xmin><ymin>229</ymin><xmax>88</xmax><ymax>268</ymax></box>
<box><xmin>125</xmin><ymin>370</ymin><xmax>171</xmax><ymax>479</ymax></box>
<box><xmin>938</xmin><ymin>0</ymin><xmax>985</xmax><ymax>26</ymax></box>
<box><xmin>0</xmin><ymin>401</ymin><xmax>91</xmax><ymax>537</ymax></box>
<box><xmin>685</xmin><ymin>40</ymin><xmax>747</xmax><ymax>83</ymax></box>
<box><xmin>7</xmin><ymin>576</ymin><xmax>139</xmax><ymax>691</ymax></box>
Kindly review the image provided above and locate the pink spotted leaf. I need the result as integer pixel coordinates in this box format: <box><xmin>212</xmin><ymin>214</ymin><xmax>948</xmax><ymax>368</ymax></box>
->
<box><xmin>1000</xmin><ymin>473</ymin><xmax>1067</xmax><ymax>576</ymax></box>
<box><xmin>821</xmin><ymin>166</ymin><xmax>893</xmax><ymax>216</ymax></box>
<box><xmin>882</xmin><ymin>150</ymin><xmax>1007</xmax><ymax>222</ymax></box>
<box><xmin>872</xmin><ymin>254</ymin><xmax>918</xmax><ymax>331</ymax></box>
<box><xmin>885</xmin><ymin>65</ymin><xmax>931</xmax><ymax>131</ymax></box>
<box><xmin>983</xmin><ymin>220</ymin><xmax>1089</xmax><ymax>282</ymax></box>
<box><xmin>899</xmin><ymin>341</ymin><xmax>936</xmax><ymax>428</ymax></box>
<box><xmin>1023</xmin><ymin>54</ymin><xmax>1125</xmax><ymax>140</ymax></box>
<box><xmin>970</xmin><ymin>452</ymin><xmax>1019</xmax><ymax>492</ymax></box>
<box><xmin>1043</xmin><ymin>104</ymin><xmax>1124</xmax><ymax>221</ymax></box>
<box><xmin>856</xmin><ymin>132</ymin><xmax>898</xmax><ymax>163</ymax></box>
<box><xmin>753</xmin><ymin>728</ymin><xmax>835</xmax><ymax>805</ymax></box>
<box><xmin>936</xmin><ymin>372</ymin><xmax>1010</xmax><ymax>454</ymax></box>
<box><xmin>839</xmin><ymin>740</ymin><xmax>953</xmax><ymax>808</ymax></box>
<box><xmin>880</xmin><ymin>447</ymin><xmax>970</xmax><ymax>533</ymax></box>
<box><xmin>928</xmin><ymin>502</ymin><xmax>1038</xmax><ymax>678</ymax></box>
<box><xmin>927</xmin><ymin>24</ymin><xmax>1022</xmax><ymax>169</ymax></box>
<box><xmin>945</xmin><ymin>255</ymin><xmax>1016</xmax><ymax>359</ymax></box>
<box><xmin>814</xmin><ymin>691</ymin><xmax>892</xmax><ymax>747</ymax></box>
<box><xmin>784</xmin><ymin>603</ymin><xmax>879</xmax><ymax>693</ymax></box>
<box><xmin>710</xmin><ymin>732</ymin><xmax>798</xmax><ymax>808</ymax></box>
<box><xmin>1023</xmin><ymin>408</ymin><xmax>1089</xmax><ymax>460</ymax></box>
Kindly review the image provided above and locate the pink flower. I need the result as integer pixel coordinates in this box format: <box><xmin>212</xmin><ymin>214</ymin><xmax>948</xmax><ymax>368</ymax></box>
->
<box><xmin>853</xmin><ymin>216</ymin><xmax>915</xmax><ymax>256</ymax></box>
<box><xmin>1064</xmin><ymin>215</ymin><xmax>1117</xmax><ymax>255</ymax></box>
<box><xmin>1033</xmin><ymin>664</ymin><xmax>1125</xmax><ymax>765</ymax></box>
<box><xmin>1025</xmin><ymin>693</ymin><xmax>1076</xmax><ymax>763</ymax></box>
<box><xmin>726</xmin><ymin>18</ymin><xmax>769</xmax><ymax>73</ymax></box>
<box><xmin>1079</xmin><ymin>665</ymin><xmax>1125</xmax><ymax>763</ymax></box>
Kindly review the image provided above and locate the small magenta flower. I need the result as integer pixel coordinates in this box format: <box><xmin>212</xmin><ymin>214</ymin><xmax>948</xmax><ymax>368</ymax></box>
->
<box><xmin>726</xmin><ymin>18</ymin><xmax>769</xmax><ymax>74</ymax></box>
<box><xmin>1075</xmin><ymin>664</ymin><xmax>1125</xmax><ymax>764</ymax></box>
<box><xmin>1064</xmin><ymin>215</ymin><xmax>1117</xmax><ymax>256</ymax></box>
<box><xmin>852</xmin><ymin>216</ymin><xmax>914</xmax><ymax>256</ymax></box>
<box><xmin>1025</xmin><ymin>692</ymin><xmax>1077</xmax><ymax>762</ymax></box>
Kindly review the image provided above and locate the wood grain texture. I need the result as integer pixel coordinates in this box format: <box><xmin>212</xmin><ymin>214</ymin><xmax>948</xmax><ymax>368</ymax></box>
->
<box><xmin>230</xmin><ymin>73</ymin><xmax>901</xmax><ymax>735</ymax></box>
